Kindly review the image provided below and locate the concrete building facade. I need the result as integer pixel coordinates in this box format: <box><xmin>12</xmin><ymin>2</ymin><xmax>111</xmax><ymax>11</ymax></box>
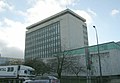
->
<box><xmin>61</xmin><ymin>42</ymin><xmax>120</xmax><ymax>77</ymax></box>
<box><xmin>25</xmin><ymin>9</ymin><xmax>88</xmax><ymax>60</ymax></box>
<box><xmin>90</xmin><ymin>42</ymin><xmax>120</xmax><ymax>76</ymax></box>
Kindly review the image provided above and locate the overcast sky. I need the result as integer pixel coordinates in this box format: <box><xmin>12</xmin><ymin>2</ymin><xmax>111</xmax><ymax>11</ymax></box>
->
<box><xmin>0</xmin><ymin>0</ymin><xmax>120</xmax><ymax>59</ymax></box>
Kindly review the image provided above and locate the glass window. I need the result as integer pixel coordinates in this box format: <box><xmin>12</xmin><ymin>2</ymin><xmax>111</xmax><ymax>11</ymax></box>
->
<box><xmin>24</xmin><ymin>70</ymin><xmax>27</xmax><ymax>74</ymax></box>
<box><xmin>7</xmin><ymin>67</ymin><xmax>14</xmax><ymax>72</ymax></box>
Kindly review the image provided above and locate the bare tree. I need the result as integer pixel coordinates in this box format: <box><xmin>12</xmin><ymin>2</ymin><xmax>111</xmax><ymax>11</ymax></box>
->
<box><xmin>48</xmin><ymin>51</ymin><xmax>86</xmax><ymax>80</ymax></box>
<box><xmin>24</xmin><ymin>58</ymin><xmax>50</xmax><ymax>76</ymax></box>
<box><xmin>66</xmin><ymin>56</ymin><xmax>86</xmax><ymax>77</ymax></box>
<box><xmin>48</xmin><ymin>51</ymin><xmax>71</xmax><ymax>79</ymax></box>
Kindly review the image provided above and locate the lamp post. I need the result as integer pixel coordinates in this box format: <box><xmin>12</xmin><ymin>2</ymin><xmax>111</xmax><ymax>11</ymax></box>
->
<box><xmin>93</xmin><ymin>26</ymin><xmax>102</xmax><ymax>83</ymax></box>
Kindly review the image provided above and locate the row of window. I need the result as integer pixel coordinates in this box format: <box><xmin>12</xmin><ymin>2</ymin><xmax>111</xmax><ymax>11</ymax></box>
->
<box><xmin>82</xmin><ymin>25</ymin><xmax>88</xmax><ymax>46</ymax></box>
<box><xmin>26</xmin><ymin>49</ymin><xmax>61</xmax><ymax>58</ymax></box>
<box><xmin>26</xmin><ymin>21</ymin><xmax>60</xmax><ymax>47</ymax></box>
<box><xmin>26</xmin><ymin>31</ymin><xmax>59</xmax><ymax>41</ymax></box>
<box><xmin>26</xmin><ymin>39</ymin><xmax>61</xmax><ymax>48</ymax></box>
<box><xmin>26</xmin><ymin>44</ymin><xmax>61</xmax><ymax>53</ymax></box>
<box><xmin>25</xmin><ymin>21</ymin><xmax>61</xmax><ymax>58</ymax></box>
<box><xmin>26</xmin><ymin>35</ymin><xmax>60</xmax><ymax>46</ymax></box>
<box><xmin>26</xmin><ymin>22</ymin><xmax>60</xmax><ymax>39</ymax></box>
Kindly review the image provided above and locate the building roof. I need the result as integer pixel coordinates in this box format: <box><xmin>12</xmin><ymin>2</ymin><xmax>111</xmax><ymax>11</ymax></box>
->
<box><xmin>26</xmin><ymin>9</ymin><xmax>86</xmax><ymax>30</ymax></box>
<box><xmin>61</xmin><ymin>41</ymin><xmax>120</xmax><ymax>55</ymax></box>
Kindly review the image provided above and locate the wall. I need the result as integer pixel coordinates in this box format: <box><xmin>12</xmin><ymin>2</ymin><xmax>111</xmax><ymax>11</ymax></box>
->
<box><xmin>60</xmin><ymin>13</ymin><xmax>87</xmax><ymax>51</ymax></box>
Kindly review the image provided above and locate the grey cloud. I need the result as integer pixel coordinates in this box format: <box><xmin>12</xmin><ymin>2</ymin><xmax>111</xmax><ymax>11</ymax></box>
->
<box><xmin>0</xmin><ymin>40</ymin><xmax>7</xmax><ymax>48</ymax></box>
<box><xmin>0</xmin><ymin>40</ymin><xmax>24</xmax><ymax>59</ymax></box>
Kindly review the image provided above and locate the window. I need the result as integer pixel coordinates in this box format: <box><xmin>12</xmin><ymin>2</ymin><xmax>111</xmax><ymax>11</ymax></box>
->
<box><xmin>24</xmin><ymin>70</ymin><xmax>27</xmax><ymax>74</ymax></box>
<box><xmin>7</xmin><ymin>67</ymin><xmax>14</xmax><ymax>72</ymax></box>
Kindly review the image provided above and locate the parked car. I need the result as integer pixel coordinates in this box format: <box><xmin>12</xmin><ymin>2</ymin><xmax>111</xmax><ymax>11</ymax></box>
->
<box><xmin>23</xmin><ymin>80</ymin><xmax>33</xmax><ymax>83</ymax></box>
<box><xmin>23</xmin><ymin>76</ymin><xmax>60</xmax><ymax>83</ymax></box>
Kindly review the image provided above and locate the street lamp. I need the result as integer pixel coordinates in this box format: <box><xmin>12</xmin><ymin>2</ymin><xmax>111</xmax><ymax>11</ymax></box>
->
<box><xmin>93</xmin><ymin>26</ymin><xmax>103</xmax><ymax>83</ymax></box>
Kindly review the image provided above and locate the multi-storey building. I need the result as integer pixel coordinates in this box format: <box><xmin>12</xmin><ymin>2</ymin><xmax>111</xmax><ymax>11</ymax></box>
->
<box><xmin>25</xmin><ymin>9</ymin><xmax>88</xmax><ymax>60</ymax></box>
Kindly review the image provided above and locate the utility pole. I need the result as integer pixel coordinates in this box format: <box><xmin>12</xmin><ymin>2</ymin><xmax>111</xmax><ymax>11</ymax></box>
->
<box><xmin>93</xmin><ymin>26</ymin><xmax>103</xmax><ymax>83</ymax></box>
<box><xmin>85</xmin><ymin>47</ymin><xmax>91</xmax><ymax>83</ymax></box>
